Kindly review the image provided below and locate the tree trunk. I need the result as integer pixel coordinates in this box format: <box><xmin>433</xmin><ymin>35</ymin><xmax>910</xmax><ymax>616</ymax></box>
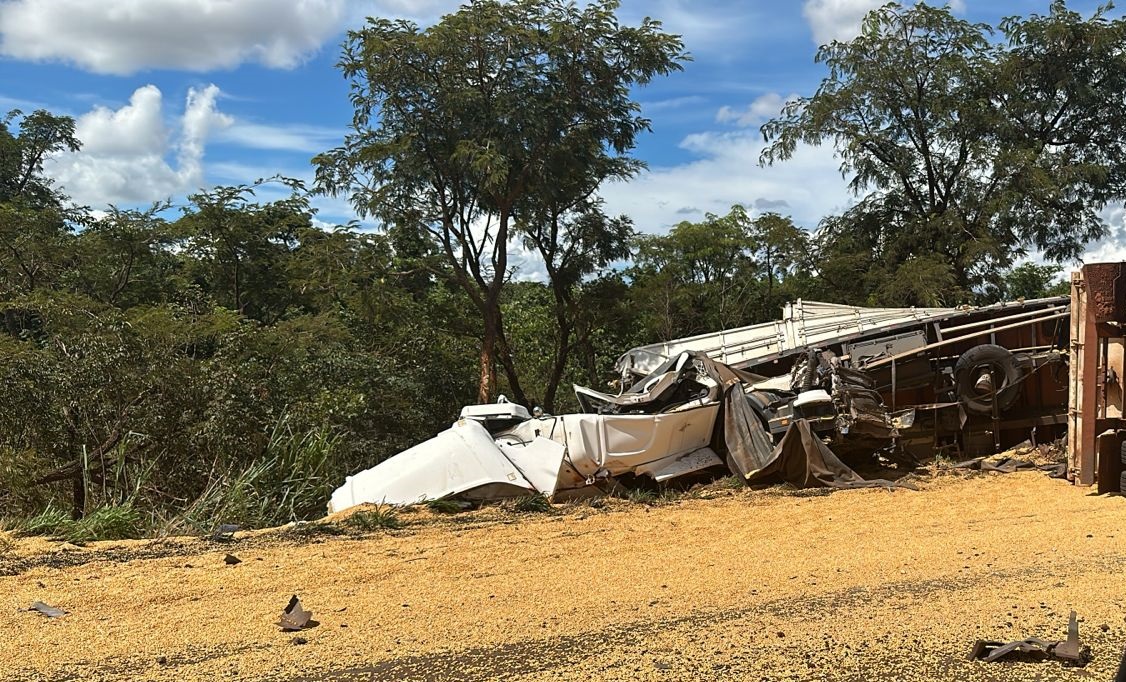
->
<box><xmin>542</xmin><ymin>286</ymin><xmax>573</xmax><ymax>414</ymax></box>
<box><xmin>477</xmin><ymin>306</ymin><xmax>499</xmax><ymax>404</ymax></box>
<box><xmin>494</xmin><ymin>315</ymin><xmax>529</xmax><ymax>406</ymax></box>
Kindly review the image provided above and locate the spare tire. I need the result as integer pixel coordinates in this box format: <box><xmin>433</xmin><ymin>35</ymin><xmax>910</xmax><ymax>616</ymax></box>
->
<box><xmin>954</xmin><ymin>344</ymin><xmax>1022</xmax><ymax>416</ymax></box>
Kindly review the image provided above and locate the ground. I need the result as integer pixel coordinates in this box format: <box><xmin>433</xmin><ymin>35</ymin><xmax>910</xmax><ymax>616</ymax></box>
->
<box><xmin>1</xmin><ymin>471</ymin><xmax>1124</xmax><ymax>682</ymax></box>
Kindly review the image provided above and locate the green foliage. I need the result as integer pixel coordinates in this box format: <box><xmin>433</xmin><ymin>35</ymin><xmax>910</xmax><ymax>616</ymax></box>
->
<box><xmin>19</xmin><ymin>505</ymin><xmax>71</xmax><ymax>537</ymax></box>
<box><xmin>314</xmin><ymin>0</ymin><xmax>686</xmax><ymax>404</ymax></box>
<box><xmin>18</xmin><ymin>503</ymin><xmax>142</xmax><ymax>542</ymax></box>
<box><xmin>425</xmin><ymin>499</ymin><xmax>465</xmax><ymax>514</ymax></box>
<box><xmin>762</xmin><ymin>1</ymin><xmax>1126</xmax><ymax>299</ymax></box>
<box><xmin>345</xmin><ymin>505</ymin><xmax>403</xmax><ymax>531</ymax></box>
<box><xmin>1002</xmin><ymin>263</ymin><xmax>1070</xmax><ymax>300</ymax></box>
<box><xmin>63</xmin><ymin>504</ymin><xmax>143</xmax><ymax>543</ymax></box>
<box><xmin>512</xmin><ymin>494</ymin><xmax>554</xmax><ymax>514</ymax></box>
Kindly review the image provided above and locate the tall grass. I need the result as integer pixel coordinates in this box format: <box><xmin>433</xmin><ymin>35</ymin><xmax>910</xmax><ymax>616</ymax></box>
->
<box><xmin>167</xmin><ymin>414</ymin><xmax>344</xmax><ymax>534</ymax></box>
<box><xmin>18</xmin><ymin>502</ymin><xmax>142</xmax><ymax>543</ymax></box>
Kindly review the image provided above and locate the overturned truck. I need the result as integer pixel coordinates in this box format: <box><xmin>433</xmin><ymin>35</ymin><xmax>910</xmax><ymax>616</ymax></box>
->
<box><xmin>329</xmin><ymin>297</ymin><xmax>1069</xmax><ymax>512</ymax></box>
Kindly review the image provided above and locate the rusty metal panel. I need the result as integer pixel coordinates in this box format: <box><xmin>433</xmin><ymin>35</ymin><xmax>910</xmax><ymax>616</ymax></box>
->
<box><xmin>1084</xmin><ymin>262</ymin><xmax>1126</xmax><ymax>324</ymax></box>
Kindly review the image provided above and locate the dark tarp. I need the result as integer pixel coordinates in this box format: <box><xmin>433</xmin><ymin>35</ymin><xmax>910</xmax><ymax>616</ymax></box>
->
<box><xmin>953</xmin><ymin>456</ymin><xmax>1067</xmax><ymax>478</ymax></box>
<box><xmin>691</xmin><ymin>354</ymin><xmax>776</xmax><ymax>479</ymax></box>
<box><xmin>742</xmin><ymin>419</ymin><xmax>915</xmax><ymax>490</ymax></box>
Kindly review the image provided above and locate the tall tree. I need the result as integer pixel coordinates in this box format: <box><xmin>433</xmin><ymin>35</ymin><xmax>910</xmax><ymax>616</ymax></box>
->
<box><xmin>0</xmin><ymin>110</ymin><xmax>82</xmax><ymax>295</ymax></box>
<box><xmin>314</xmin><ymin>0</ymin><xmax>686</xmax><ymax>404</ymax></box>
<box><xmin>761</xmin><ymin>2</ymin><xmax>1126</xmax><ymax>296</ymax></box>
<box><xmin>749</xmin><ymin>212</ymin><xmax>809</xmax><ymax>313</ymax></box>
<box><xmin>176</xmin><ymin>178</ymin><xmax>311</xmax><ymax>323</ymax></box>
<box><xmin>520</xmin><ymin>200</ymin><xmax>632</xmax><ymax>412</ymax></box>
<box><xmin>629</xmin><ymin>206</ymin><xmax>759</xmax><ymax>339</ymax></box>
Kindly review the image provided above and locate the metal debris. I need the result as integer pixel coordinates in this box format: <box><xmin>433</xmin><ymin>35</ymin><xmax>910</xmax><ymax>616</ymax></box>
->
<box><xmin>277</xmin><ymin>595</ymin><xmax>312</xmax><ymax>631</ymax></box>
<box><xmin>29</xmin><ymin>601</ymin><xmax>67</xmax><ymax>618</ymax></box>
<box><xmin>210</xmin><ymin>524</ymin><xmax>240</xmax><ymax>542</ymax></box>
<box><xmin>969</xmin><ymin>611</ymin><xmax>1089</xmax><ymax>666</ymax></box>
<box><xmin>223</xmin><ymin>553</ymin><xmax>241</xmax><ymax>565</ymax></box>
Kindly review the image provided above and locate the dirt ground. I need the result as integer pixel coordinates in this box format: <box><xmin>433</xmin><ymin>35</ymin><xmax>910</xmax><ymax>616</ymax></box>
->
<box><xmin>2</xmin><ymin>471</ymin><xmax>1125</xmax><ymax>682</ymax></box>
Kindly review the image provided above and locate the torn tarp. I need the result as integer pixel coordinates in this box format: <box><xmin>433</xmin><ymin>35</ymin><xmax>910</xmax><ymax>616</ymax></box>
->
<box><xmin>742</xmin><ymin>419</ymin><xmax>914</xmax><ymax>490</ymax></box>
<box><xmin>953</xmin><ymin>456</ymin><xmax>1068</xmax><ymax>477</ymax></box>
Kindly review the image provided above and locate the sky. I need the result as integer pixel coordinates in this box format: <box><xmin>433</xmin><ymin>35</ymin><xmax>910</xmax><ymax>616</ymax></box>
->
<box><xmin>0</xmin><ymin>0</ymin><xmax>1122</xmax><ymax>278</ymax></box>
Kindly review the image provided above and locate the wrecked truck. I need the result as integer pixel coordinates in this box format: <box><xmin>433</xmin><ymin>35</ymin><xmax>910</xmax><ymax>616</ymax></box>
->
<box><xmin>329</xmin><ymin>297</ymin><xmax>1069</xmax><ymax>512</ymax></box>
<box><xmin>329</xmin><ymin>345</ymin><xmax>904</xmax><ymax>513</ymax></box>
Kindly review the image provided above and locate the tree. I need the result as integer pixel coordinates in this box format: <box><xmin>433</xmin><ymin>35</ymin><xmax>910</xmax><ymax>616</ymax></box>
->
<box><xmin>176</xmin><ymin>179</ymin><xmax>311</xmax><ymax>323</ymax></box>
<box><xmin>749</xmin><ymin>212</ymin><xmax>810</xmax><ymax>313</ymax></box>
<box><xmin>71</xmin><ymin>203</ymin><xmax>179</xmax><ymax>307</ymax></box>
<box><xmin>629</xmin><ymin>206</ymin><xmax>760</xmax><ymax>339</ymax></box>
<box><xmin>314</xmin><ymin>0</ymin><xmax>686</xmax><ymax>404</ymax></box>
<box><xmin>0</xmin><ymin>109</ymin><xmax>82</xmax><ymax>295</ymax></box>
<box><xmin>1001</xmin><ymin>262</ymin><xmax>1070</xmax><ymax>301</ymax></box>
<box><xmin>761</xmin><ymin>2</ymin><xmax>1126</xmax><ymax>297</ymax></box>
<box><xmin>520</xmin><ymin>200</ymin><xmax>633</xmax><ymax>412</ymax></box>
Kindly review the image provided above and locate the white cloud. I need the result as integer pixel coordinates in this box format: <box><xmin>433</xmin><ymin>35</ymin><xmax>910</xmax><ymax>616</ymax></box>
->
<box><xmin>716</xmin><ymin>92</ymin><xmax>800</xmax><ymax>128</ymax></box>
<box><xmin>803</xmin><ymin>0</ymin><xmax>967</xmax><ymax>46</ymax></box>
<box><xmin>802</xmin><ymin>0</ymin><xmax>884</xmax><ymax>46</ymax></box>
<box><xmin>0</xmin><ymin>0</ymin><xmax>347</xmax><ymax>75</ymax></box>
<box><xmin>215</xmin><ymin>122</ymin><xmax>344</xmax><ymax>154</ymax></box>
<box><xmin>44</xmin><ymin>84</ymin><xmax>232</xmax><ymax>207</ymax></box>
<box><xmin>600</xmin><ymin>131</ymin><xmax>851</xmax><ymax>234</ymax></box>
<box><xmin>1082</xmin><ymin>205</ymin><xmax>1126</xmax><ymax>264</ymax></box>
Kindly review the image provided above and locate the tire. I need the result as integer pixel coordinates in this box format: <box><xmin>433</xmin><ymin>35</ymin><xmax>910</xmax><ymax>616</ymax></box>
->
<box><xmin>1119</xmin><ymin>470</ymin><xmax>1126</xmax><ymax>494</ymax></box>
<box><xmin>1120</xmin><ymin>438</ymin><xmax>1126</xmax><ymax>466</ymax></box>
<box><xmin>954</xmin><ymin>344</ymin><xmax>1022</xmax><ymax>416</ymax></box>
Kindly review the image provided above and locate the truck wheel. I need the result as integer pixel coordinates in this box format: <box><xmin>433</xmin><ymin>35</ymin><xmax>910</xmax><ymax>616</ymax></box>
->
<box><xmin>954</xmin><ymin>344</ymin><xmax>1022</xmax><ymax>416</ymax></box>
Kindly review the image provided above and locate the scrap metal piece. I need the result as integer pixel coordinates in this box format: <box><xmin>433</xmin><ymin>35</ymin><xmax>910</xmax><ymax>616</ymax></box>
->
<box><xmin>210</xmin><ymin>524</ymin><xmax>240</xmax><ymax>542</ymax></box>
<box><xmin>1053</xmin><ymin>611</ymin><xmax>1086</xmax><ymax>664</ymax></box>
<box><xmin>223</xmin><ymin>553</ymin><xmax>241</xmax><ymax>565</ymax></box>
<box><xmin>29</xmin><ymin>601</ymin><xmax>67</xmax><ymax>618</ymax></box>
<box><xmin>969</xmin><ymin>611</ymin><xmax>1088</xmax><ymax>666</ymax></box>
<box><xmin>277</xmin><ymin>595</ymin><xmax>312</xmax><ymax>631</ymax></box>
<box><xmin>968</xmin><ymin>638</ymin><xmax>1054</xmax><ymax>663</ymax></box>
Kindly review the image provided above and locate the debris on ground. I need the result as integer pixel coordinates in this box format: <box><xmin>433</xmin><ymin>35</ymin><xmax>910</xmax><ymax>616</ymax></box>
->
<box><xmin>28</xmin><ymin>601</ymin><xmax>67</xmax><ymax>618</ymax></box>
<box><xmin>969</xmin><ymin>611</ymin><xmax>1089</xmax><ymax>666</ymax></box>
<box><xmin>223</xmin><ymin>553</ymin><xmax>241</xmax><ymax>565</ymax></box>
<box><xmin>3</xmin><ymin>474</ymin><xmax>1125</xmax><ymax>681</ymax></box>
<box><xmin>277</xmin><ymin>595</ymin><xmax>312</xmax><ymax>631</ymax></box>
<box><xmin>209</xmin><ymin>524</ymin><xmax>239</xmax><ymax>543</ymax></box>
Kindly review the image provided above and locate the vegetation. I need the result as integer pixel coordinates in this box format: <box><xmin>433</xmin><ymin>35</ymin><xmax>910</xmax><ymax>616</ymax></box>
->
<box><xmin>345</xmin><ymin>505</ymin><xmax>403</xmax><ymax>531</ymax></box>
<box><xmin>761</xmin><ymin>1</ymin><xmax>1126</xmax><ymax>305</ymax></box>
<box><xmin>0</xmin><ymin>1</ymin><xmax>1112</xmax><ymax>539</ymax></box>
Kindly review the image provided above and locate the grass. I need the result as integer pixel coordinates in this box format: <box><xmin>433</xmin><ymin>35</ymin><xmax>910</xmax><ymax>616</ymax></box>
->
<box><xmin>625</xmin><ymin>488</ymin><xmax>660</xmax><ymax>504</ymax></box>
<box><xmin>19</xmin><ymin>505</ymin><xmax>71</xmax><ymax>537</ymax></box>
<box><xmin>345</xmin><ymin>505</ymin><xmax>403</xmax><ymax>531</ymax></box>
<box><xmin>425</xmin><ymin>499</ymin><xmax>466</xmax><ymax>514</ymax></box>
<box><xmin>167</xmin><ymin>416</ymin><xmax>345</xmax><ymax>535</ymax></box>
<box><xmin>63</xmin><ymin>504</ymin><xmax>142</xmax><ymax>543</ymax></box>
<box><xmin>17</xmin><ymin>503</ymin><xmax>142</xmax><ymax>543</ymax></box>
<box><xmin>512</xmin><ymin>494</ymin><xmax>554</xmax><ymax>514</ymax></box>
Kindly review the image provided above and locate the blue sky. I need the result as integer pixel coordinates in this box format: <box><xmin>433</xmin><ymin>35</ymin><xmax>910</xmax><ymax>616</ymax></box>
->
<box><xmin>1</xmin><ymin>0</ymin><xmax>1122</xmax><ymax>274</ymax></box>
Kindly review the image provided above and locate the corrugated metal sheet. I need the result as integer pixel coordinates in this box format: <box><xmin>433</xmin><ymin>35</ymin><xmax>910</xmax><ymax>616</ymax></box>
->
<box><xmin>616</xmin><ymin>298</ymin><xmax>1068</xmax><ymax>376</ymax></box>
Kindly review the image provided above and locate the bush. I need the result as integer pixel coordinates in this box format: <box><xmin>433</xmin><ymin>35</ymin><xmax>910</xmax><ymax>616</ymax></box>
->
<box><xmin>19</xmin><ymin>505</ymin><xmax>71</xmax><ymax>537</ymax></box>
<box><xmin>513</xmin><ymin>494</ymin><xmax>553</xmax><ymax>514</ymax></box>
<box><xmin>64</xmin><ymin>504</ymin><xmax>142</xmax><ymax>543</ymax></box>
<box><xmin>345</xmin><ymin>505</ymin><xmax>402</xmax><ymax>530</ymax></box>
